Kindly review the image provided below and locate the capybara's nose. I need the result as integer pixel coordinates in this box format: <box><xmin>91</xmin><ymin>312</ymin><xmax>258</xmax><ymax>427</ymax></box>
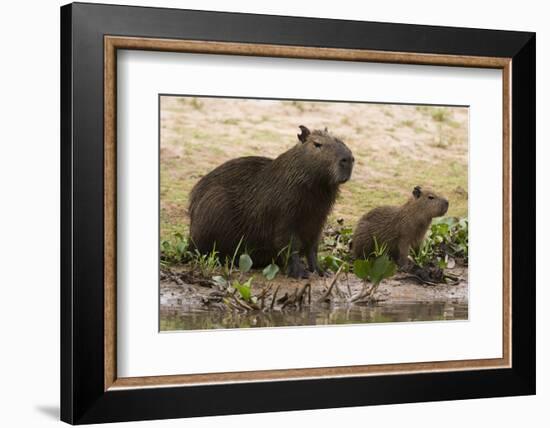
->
<box><xmin>444</xmin><ymin>199</ymin><xmax>449</xmax><ymax>208</ymax></box>
<box><xmin>340</xmin><ymin>156</ymin><xmax>354</xmax><ymax>166</ymax></box>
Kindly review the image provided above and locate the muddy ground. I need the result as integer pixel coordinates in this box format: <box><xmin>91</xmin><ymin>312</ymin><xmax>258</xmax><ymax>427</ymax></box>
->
<box><xmin>160</xmin><ymin>265</ymin><xmax>468</xmax><ymax>330</ymax></box>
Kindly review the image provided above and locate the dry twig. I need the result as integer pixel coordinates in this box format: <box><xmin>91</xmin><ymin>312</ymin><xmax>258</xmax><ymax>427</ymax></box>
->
<box><xmin>317</xmin><ymin>264</ymin><xmax>345</xmax><ymax>303</ymax></box>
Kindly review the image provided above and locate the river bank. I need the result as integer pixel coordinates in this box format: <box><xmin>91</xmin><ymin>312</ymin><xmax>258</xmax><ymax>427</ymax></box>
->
<box><xmin>160</xmin><ymin>264</ymin><xmax>468</xmax><ymax>331</ymax></box>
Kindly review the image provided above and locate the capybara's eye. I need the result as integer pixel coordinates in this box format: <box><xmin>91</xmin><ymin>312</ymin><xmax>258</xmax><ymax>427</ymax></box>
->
<box><xmin>313</xmin><ymin>142</ymin><xmax>322</xmax><ymax>148</ymax></box>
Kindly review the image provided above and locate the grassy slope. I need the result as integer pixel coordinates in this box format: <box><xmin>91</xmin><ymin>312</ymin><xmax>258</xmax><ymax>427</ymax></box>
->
<box><xmin>160</xmin><ymin>97</ymin><xmax>468</xmax><ymax>241</ymax></box>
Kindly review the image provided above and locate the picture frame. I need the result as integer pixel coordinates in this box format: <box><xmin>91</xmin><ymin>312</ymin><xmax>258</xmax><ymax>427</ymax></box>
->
<box><xmin>60</xmin><ymin>2</ymin><xmax>535</xmax><ymax>424</ymax></box>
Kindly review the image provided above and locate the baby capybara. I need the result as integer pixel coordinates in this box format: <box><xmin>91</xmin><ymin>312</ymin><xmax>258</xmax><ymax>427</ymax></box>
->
<box><xmin>189</xmin><ymin>125</ymin><xmax>354</xmax><ymax>278</ymax></box>
<box><xmin>352</xmin><ymin>186</ymin><xmax>449</xmax><ymax>266</ymax></box>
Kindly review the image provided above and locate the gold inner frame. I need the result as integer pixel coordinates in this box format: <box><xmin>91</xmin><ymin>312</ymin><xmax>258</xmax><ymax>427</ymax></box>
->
<box><xmin>104</xmin><ymin>35</ymin><xmax>512</xmax><ymax>391</ymax></box>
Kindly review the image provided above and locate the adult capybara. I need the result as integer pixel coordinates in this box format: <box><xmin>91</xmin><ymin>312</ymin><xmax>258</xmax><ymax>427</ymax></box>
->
<box><xmin>352</xmin><ymin>186</ymin><xmax>449</xmax><ymax>266</ymax></box>
<box><xmin>189</xmin><ymin>125</ymin><xmax>354</xmax><ymax>278</ymax></box>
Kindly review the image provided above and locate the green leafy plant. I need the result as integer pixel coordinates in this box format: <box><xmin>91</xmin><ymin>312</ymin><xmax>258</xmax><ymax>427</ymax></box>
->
<box><xmin>232</xmin><ymin>277</ymin><xmax>254</xmax><ymax>303</ymax></box>
<box><xmin>276</xmin><ymin>241</ymin><xmax>294</xmax><ymax>274</ymax></box>
<box><xmin>211</xmin><ymin>275</ymin><xmax>228</xmax><ymax>288</ymax></box>
<box><xmin>410</xmin><ymin>217</ymin><xmax>469</xmax><ymax>268</ymax></box>
<box><xmin>410</xmin><ymin>239</ymin><xmax>435</xmax><ymax>268</ymax></box>
<box><xmin>319</xmin><ymin>254</ymin><xmax>347</xmax><ymax>273</ymax></box>
<box><xmin>219</xmin><ymin>236</ymin><xmax>245</xmax><ymax>282</ymax></box>
<box><xmin>160</xmin><ymin>232</ymin><xmax>192</xmax><ymax>265</ymax></box>
<box><xmin>353</xmin><ymin>255</ymin><xmax>396</xmax><ymax>286</ymax></box>
<box><xmin>352</xmin><ymin>238</ymin><xmax>397</xmax><ymax>303</ymax></box>
<box><xmin>321</xmin><ymin>221</ymin><xmax>354</xmax><ymax>263</ymax></box>
<box><xmin>213</xmin><ymin>238</ymin><xmax>254</xmax><ymax>289</ymax></box>
<box><xmin>262</xmin><ymin>263</ymin><xmax>280</xmax><ymax>281</ymax></box>
<box><xmin>191</xmin><ymin>245</ymin><xmax>220</xmax><ymax>278</ymax></box>
<box><xmin>238</xmin><ymin>253</ymin><xmax>253</xmax><ymax>273</ymax></box>
<box><xmin>453</xmin><ymin>218</ymin><xmax>469</xmax><ymax>261</ymax></box>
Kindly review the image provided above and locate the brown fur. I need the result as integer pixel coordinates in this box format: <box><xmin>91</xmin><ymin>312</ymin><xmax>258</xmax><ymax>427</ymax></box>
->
<box><xmin>352</xmin><ymin>186</ymin><xmax>449</xmax><ymax>266</ymax></box>
<box><xmin>189</xmin><ymin>126</ymin><xmax>354</xmax><ymax>278</ymax></box>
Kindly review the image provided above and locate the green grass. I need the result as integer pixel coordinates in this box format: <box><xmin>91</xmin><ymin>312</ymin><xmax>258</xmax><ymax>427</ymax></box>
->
<box><xmin>190</xmin><ymin>98</ymin><xmax>203</xmax><ymax>110</ymax></box>
<box><xmin>335</xmin><ymin>155</ymin><xmax>467</xmax><ymax>222</ymax></box>
<box><xmin>222</xmin><ymin>118</ymin><xmax>240</xmax><ymax>125</ymax></box>
<box><xmin>431</xmin><ymin>108</ymin><xmax>451</xmax><ymax>122</ymax></box>
<box><xmin>160</xmin><ymin>150</ymin><xmax>467</xmax><ymax>241</ymax></box>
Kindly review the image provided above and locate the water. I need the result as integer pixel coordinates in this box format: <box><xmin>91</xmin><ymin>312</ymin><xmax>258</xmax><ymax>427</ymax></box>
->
<box><xmin>160</xmin><ymin>301</ymin><xmax>468</xmax><ymax>331</ymax></box>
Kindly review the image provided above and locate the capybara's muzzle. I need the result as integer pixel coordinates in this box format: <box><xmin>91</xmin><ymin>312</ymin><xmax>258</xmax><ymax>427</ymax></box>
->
<box><xmin>439</xmin><ymin>199</ymin><xmax>449</xmax><ymax>216</ymax></box>
<box><xmin>337</xmin><ymin>155</ymin><xmax>354</xmax><ymax>183</ymax></box>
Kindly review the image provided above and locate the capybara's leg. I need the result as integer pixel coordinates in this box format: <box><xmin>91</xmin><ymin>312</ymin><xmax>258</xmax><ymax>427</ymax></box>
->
<box><xmin>286</xmin><ymin>236</ymin><xmax>309</xmax><ymax>279</ymax></box>
<box><xmin>274</xmin><ymin>232</ymin><xmax>308</xmax><ymax>279</ymax></box>
<box><xmin>306</xmin><ymin>243</ymin><xmax>324</xmax><ymax>276</ymax></box>
<box><xmin>288</xmin><ymin>252</ymin><xmax>309</xmax><ymax>279</ymax></box>
<box><xmin>396</xmin><ymin>240</ymin><xmax>412</xmax><ymax>270</ymax></box>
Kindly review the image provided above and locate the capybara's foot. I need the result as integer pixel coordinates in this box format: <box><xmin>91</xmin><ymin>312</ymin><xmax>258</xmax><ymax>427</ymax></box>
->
<box><xmin>306</xmin><ymin>265</ymin><xmax>324</xmax><ymax>277</ymax></box>
<box><xmin>288</xmin><ymin>261</ymin><xmax>310</xmax><ymax>279</ymax></box>
<box><xmin>398</xmin><ymin>259</ymin><xmax>415</xmax><ymax>273</ymax></box>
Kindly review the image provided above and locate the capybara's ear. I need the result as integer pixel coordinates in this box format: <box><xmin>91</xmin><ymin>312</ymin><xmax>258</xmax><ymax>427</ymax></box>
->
<box><xmin>413</xmin><ymin>186</ymin><xmax>422</xmax><ymax>198</ymax></box>
<box><xmin>298</xmin><ymin>125</ymin><xmax>310</xmax><ymax>143</ymax></box>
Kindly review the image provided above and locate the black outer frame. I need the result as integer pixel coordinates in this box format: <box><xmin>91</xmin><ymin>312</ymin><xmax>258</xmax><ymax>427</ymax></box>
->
<box><xmin>60</xmin><ymin>2</ymin><xmax>535</xmax><ymax>424</ymax></box>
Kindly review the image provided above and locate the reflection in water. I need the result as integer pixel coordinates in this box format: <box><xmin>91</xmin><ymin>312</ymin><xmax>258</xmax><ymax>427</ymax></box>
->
<box><xmin>160</xmin><ymin>301</ymin><xmax>468</xmax><ymax>331</ymax></box>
